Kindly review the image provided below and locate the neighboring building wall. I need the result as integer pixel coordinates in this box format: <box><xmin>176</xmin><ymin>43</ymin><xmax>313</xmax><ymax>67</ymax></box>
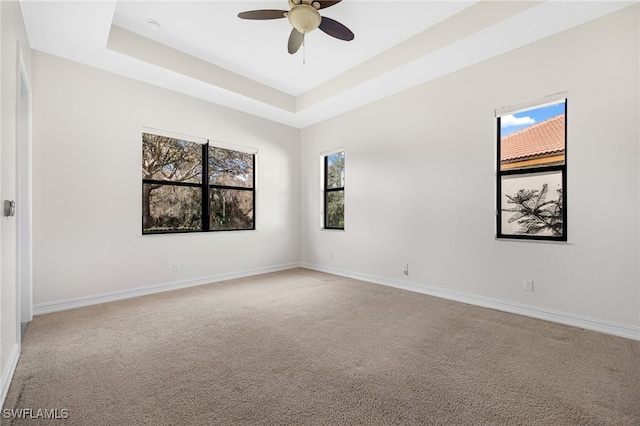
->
<box><xmin>300</xmin><ymin>7</ymin><xmax>639</xmax><ymax>336</ymax></box>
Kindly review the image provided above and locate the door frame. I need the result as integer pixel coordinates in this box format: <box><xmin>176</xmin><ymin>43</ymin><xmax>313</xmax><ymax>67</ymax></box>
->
<box><xmin>16</xmin><ymin>45</ymin><xmax>33</xmax><ymax>330</ymax></box>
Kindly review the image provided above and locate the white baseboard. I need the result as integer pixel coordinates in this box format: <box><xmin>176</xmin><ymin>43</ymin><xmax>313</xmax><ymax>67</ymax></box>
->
<box><xmin>32</xmin><ymin>261</ymin><xmax>639</xmax><ymax>341</ymax></box>
<box><xmin>33</xmin><ymin>263</ymin><xmax>300</xmax><ymax>316</ymax></box>
<box><xmin>300</xmin><ymin>263</ymin><xmax>640</xmax><ymax>341</ymax></box>
<box><xmin>1</xmin><ymin>343</ymin><xmax>21</xmax><ymax>407</ymax></box>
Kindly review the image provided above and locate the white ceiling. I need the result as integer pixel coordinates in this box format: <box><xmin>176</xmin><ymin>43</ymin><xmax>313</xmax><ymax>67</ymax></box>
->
<box><xmin>19</xmin><ymin>0</ymin><xmax>636</xmax><ymax>128</ymax></box>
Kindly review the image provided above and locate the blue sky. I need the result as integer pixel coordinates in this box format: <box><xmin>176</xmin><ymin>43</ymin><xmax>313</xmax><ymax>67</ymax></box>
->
<box><xmin>500</xmin><ymin>102</ymin><xmax>565</xmax><ymax>136</ymax></box>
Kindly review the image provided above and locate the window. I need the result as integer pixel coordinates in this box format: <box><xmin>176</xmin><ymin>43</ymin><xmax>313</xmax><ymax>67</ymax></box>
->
<box><xmin>324</xmin><ymin>151</ymin><xmax>345</xmax><ymax>229</ymax></box>
<box><xmin>496</xmin><ymin>96</ymin><xmax>567</xmax><ymax>241</ymax></box>
<box><xmin>142</xmin><ymin>132</ymin><xmax>255</xmax><ymax>234</ymax></box>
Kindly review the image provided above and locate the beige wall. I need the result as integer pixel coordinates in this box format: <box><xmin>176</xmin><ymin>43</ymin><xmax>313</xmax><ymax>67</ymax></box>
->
<box><xmin>31</xmin><ymin>52</ymin><xmax>300</xmax><ymax>305</ymax></box>
<box><xmin>300</xmin><ymin>7</ymin><xmax>639</xmax><ymax>333</ymax></box>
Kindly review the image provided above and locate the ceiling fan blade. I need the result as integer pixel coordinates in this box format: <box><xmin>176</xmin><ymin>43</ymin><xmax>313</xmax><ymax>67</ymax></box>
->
<box><xmin>319</xmin><ymin>16</ymin><xmax>354</xmax><ymax>41</ymax></box>
<box><xmin>315</xmin><ymin>1</ymin><xmax>342</xmax><ymax>9</ymax></box>
<box><xmin>288</xmin><ymin>28</ymin><xmax>304</xmax><ymax>54</ymax></box>
<box><xmin>237</xmin><ymin>10</ymin><xmax>287</xmax><ymax>20</ymax></box>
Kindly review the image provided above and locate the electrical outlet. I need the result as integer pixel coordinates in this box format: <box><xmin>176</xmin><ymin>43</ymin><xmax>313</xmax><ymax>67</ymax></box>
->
<box><xmin>402</xmin><ymin>262</ymin><xmax>409</xmax><ymax>276</ymax></box>
<box><xmin>524</xmin><ymin>280</ymin><xmax>534</xmax><ymax>291</ymax></box>
<box><xmin>172</xmin><ymin>263</ymin><xmax>180</xmax><ymax>272</ymax></box>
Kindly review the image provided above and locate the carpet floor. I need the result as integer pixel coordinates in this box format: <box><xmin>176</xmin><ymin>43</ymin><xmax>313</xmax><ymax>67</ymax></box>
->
<box><xmin>2</xmin><ymin>268</ymin><xmax>639</xmax><ymax>425</ymax></box>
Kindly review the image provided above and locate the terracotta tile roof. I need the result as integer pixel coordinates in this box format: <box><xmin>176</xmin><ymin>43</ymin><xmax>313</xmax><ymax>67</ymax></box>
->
<box><xmin>501</xmin><ymin>114</ymin><xmax>565</xmax><ymax>162</ymax></box>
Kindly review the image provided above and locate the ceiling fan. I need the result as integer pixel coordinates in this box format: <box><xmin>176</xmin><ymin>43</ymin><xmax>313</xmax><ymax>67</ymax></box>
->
<box><xmin>238</xmin><ymin>0</ymin><xmax>355</xmax><ymax>55</ymax></box>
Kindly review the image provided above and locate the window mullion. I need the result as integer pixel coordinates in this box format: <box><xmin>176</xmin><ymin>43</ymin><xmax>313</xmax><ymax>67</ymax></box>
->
<box><xmin>252</xmin><ymin>154</ymin><xmax>256</xmax><ymax>230</ymax></box>
<box><xmin>202</xmin><ymin>142</ymin><xmax>210</xmax><ymax>232</ymax></box>
<box><xmin>324</xmin><ymin>155</ymin><xmax>329</xmax><ymax>228</ymax></box>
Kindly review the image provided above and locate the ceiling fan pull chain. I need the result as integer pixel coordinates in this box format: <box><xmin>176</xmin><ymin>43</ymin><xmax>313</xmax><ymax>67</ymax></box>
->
<box><xmin>303</xmin><ymin>35</ymin><xmax>306</xmax><ymax>65</ymax></box>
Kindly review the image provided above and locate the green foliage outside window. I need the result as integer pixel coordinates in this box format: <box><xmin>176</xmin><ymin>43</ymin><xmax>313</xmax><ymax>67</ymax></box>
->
<box><xmin>325</xmin><ymin>151</ymin><xmax>345</xmax><ymax>229</ymax></box>
<box><xmin>142</xmin><ymin>133</ymin><xmax>254</xmax><ymax>233</ymax></box>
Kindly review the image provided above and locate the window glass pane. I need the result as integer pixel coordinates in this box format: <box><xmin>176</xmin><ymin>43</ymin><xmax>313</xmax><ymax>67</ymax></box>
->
<box><xmin>142</xmin><ymin>133</ymin><xmax>202</xmax><ymax>183</ymax></box>
<box><xmin>326</xmin><ymin>190</ymin><xmax>344</xmax><ymax>228</ymax></box>
<box><xmin>327</xmin><ymin>152</ymin><xmax>345</xmax><ymax>189</ymax></box>
<box><xmin>143</xmin><ymin>183</ymin><xmax>202</xmax><ymax>233</ymax></box>
<box><xmin>209</xmin><ymin>147</ymin><xmax>254</xmax><ymax>188</ymax></box>
<box><xmin>210</xmin><ymin>188</ymin><xmax>254</xmax><ymax>230</ymax></box>
<box><xmin>500</xmin><ymin>170</ymin><xmax>563</xmax><ymax>237</ymax></box>
<box><xmin>499</xmin><ymin>101</ymin><xmax>565</xmax><ymax>171</ymax></box>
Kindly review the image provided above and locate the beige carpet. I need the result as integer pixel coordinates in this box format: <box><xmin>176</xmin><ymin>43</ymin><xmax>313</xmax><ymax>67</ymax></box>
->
<box><xmin>2</xmin><ymin>269</ymin><xmax>639</xmax><ymax>425</ymax></box>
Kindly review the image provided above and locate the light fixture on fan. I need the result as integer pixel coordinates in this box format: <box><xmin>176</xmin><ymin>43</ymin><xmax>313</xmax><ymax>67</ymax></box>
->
<box><xmin>238</xmin><ymin>0</ymin><xmax>354</xmax><ymax>57</ymax></box>
<box><xmin>287</xmin><ymin>2</ymin><xmax>322</xmax><ymax>34</ymax></box>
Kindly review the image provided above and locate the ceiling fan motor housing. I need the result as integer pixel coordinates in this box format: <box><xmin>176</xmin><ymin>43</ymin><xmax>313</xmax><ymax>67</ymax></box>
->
<box><xmin>288</xmin><ymin>3</ymin><xmax>321</xmax><ymax>33</ymax></box>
